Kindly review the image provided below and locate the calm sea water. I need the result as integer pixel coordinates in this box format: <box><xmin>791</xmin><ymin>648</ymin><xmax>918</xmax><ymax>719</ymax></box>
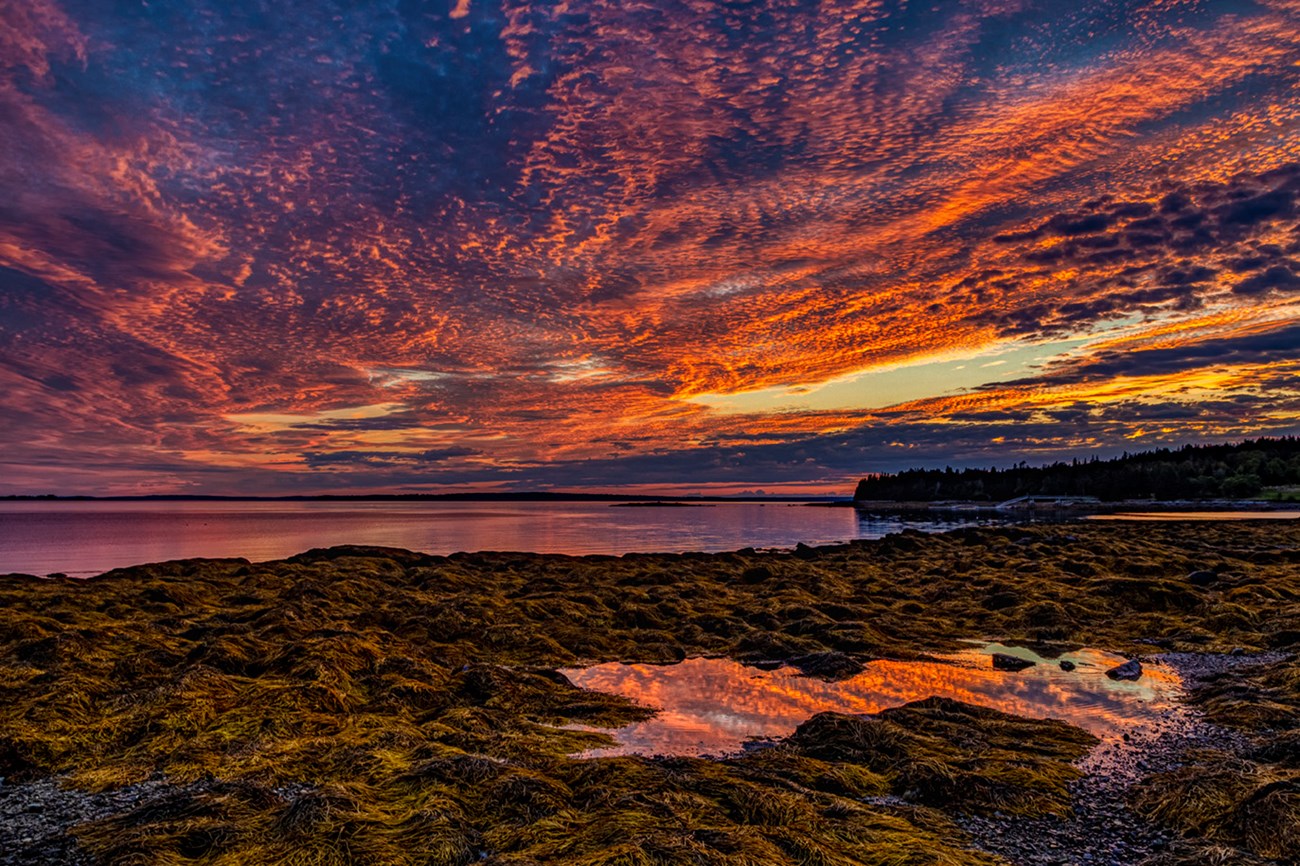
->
<box><xmin>0</xmin><ymin>500</ymin><xmax>1014</xmax><ymax>577</ymax></box>
<box><xmin>7</xmin><ymin>502</ymin><xmax>1290</xmax><ymax>578</ymax></box>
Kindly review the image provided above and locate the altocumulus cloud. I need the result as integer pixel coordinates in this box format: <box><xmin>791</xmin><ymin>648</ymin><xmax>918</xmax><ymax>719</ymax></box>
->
<box><xmin>0</xmin><ymin>0</ymin><xmax>1298</xmax><ymax>494</ymax></box>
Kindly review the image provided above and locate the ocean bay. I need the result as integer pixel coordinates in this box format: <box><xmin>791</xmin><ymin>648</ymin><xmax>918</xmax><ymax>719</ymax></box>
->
<box><xmin>0</xmin><ymin>500</ymin><xmax>1014</xmax><ymax>577</ymax></box>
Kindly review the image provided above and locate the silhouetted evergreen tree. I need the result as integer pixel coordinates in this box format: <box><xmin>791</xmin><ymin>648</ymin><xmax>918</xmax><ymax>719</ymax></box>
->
<box><xmin>853</xmin><ymin>437</ymin><xmax>1300</xmax><ymax>502</ymax></box>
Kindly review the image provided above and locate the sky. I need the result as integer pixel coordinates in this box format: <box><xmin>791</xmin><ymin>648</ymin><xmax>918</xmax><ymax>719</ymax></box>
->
<box><xmin>1</xmin><ymin>0</ymin><xmax>1299</xmax><ymax>496</ymax></box>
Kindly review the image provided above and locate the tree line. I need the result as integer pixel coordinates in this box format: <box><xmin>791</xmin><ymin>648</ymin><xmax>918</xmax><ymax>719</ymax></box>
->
<box><xmin>853</xmin><ymin>437</ymin><xmax>1300</xmax><ymax>502</ymax></box>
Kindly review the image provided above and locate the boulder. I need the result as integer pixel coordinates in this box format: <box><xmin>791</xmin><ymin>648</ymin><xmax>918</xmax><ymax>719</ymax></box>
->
<box><xmin>1059</xmin><ymin>660</ymin><xmax>1076</xmax><ymax>672</ymax></box>
<box><xmin>1106</xmin><ymin>659</ymin><xmax>1143</xmax><ymax>681</ymax></box>
<box><xmin>991</xmin><ymin>652</ymin><xmax>1036</xmax><ymax>672</ymax></box>
<box><xmin>792</xmin><ymin>543</ymin><xmax>818</xmax><ymax>560</ymax></box>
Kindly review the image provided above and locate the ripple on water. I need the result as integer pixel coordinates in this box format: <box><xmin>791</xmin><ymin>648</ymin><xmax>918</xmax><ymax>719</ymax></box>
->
<box><xmin>559</xmin><ymin>644</ymin><xmax>1183</xmax><ymax>758</ymax></box>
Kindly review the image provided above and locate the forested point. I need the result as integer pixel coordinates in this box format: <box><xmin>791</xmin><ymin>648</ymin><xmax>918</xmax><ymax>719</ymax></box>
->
<box><xmin>853</xmin><ymin>437</ymin><xmax>1300</xmax><ymax>502</ymax></box>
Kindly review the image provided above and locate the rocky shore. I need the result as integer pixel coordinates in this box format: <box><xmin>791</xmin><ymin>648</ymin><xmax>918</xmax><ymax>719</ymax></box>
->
<box><xmin>0</xmin><ymin>521</ymin><xmax>1296</xmax><ymax>865</ymax></box>
<box><xmin>956</xmin><ymin>651</ymin><xmax>1290</xmax><ymax>866</ymax></box>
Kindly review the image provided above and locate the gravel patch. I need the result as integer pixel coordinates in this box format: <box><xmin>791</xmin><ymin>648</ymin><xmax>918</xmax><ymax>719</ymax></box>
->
<box><xmin>0</xmin><ymin>777</ymin><xmax>190</xmax><ymax>866</ymax></box>
<box><xmin>0</xmin><ymin>778</ymin><xmax>313</xmax><ymax>865</ymax></box>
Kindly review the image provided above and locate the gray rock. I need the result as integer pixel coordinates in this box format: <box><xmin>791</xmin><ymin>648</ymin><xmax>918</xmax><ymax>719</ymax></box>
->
<box><xmin>992</xmin><ymin>652</ymin><xmax>1036</xmax><ymax>672</ymax></box>
<box><xmin>1106</xmin><ymin>659</ymin><xmax>1143</xmax><ymax>681</ymax></box>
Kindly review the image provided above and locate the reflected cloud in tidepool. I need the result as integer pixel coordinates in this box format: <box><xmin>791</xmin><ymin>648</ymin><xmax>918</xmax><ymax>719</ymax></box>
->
<box><xmin>560</xmin><ymin>644</ymin><xmax>1181</xmax><ymax>758</ymax></box>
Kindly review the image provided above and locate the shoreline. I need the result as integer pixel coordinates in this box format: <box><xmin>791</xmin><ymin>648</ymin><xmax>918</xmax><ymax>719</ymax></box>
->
<box><xmin>1</xmin><ymin>522</ymin><xmax>1297</xmax><ymax>865</ymax></box>
<box><xmin>849</xmin><ymin>498</ymin><xmax>1300</xmax><ymax>514</ymax></box>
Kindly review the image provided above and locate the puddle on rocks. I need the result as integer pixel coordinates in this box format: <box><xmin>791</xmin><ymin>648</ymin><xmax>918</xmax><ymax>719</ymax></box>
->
<box><xmin>559</xmin><ymin>643</ymin><xmax>1182</xmax><ymax>758</ymax></box>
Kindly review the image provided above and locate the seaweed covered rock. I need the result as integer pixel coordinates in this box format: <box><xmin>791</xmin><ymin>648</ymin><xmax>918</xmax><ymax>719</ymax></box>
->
<box><xmin>1132</xmin><ymin>754</ymin><xmax>1300</xmax><ymax>863</ymax></box>
<box><xmin>787</xmin><ymin>651</ymin><xmax>864</xmax><ymax>680</ymax></box>
<box><xmin>1135</xmin><ymin>653</ymin><xmax>1300</xmax><ymax>864</ymax></box>
<box><xmin>1251</xmin><ymin>729</ymin><xmax>1300</xmax><ymax>768</ymax></box>
<box><xmin>1191</xmin><ymin>655</ymin><xmax>1300</xmax><ymax>731</ymax></box>
<box><xmin>77</xmin><ymin>779</ymin><xmax>481</xmax><ymax>866</ymax></box>
<box><xmin>789</xmin><ymin>697</ymin><xmax>1097</xmax><ymax>817</ymax></box>
<box><xmin>787</xmin><ymin>712</ymin><xmax>913</xmax><ymax>765</ymax></box>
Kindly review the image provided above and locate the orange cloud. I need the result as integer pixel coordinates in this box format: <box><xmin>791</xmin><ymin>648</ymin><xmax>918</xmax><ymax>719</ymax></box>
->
<box><xmin>0</xmin><ymin>0</ymin><xmax>1297</xmax><ymax>494</ymax></box>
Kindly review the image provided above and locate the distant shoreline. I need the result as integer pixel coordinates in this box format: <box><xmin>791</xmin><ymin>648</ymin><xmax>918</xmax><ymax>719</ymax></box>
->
<box><xmin>1</xmin><ymin>492</ymin><xmax>847</xmax><ymax>504</ymax></box>
<box><xmin>849</xmin><ymin>498</ymin><xmax>1297</xmax><ymax>514</ymax></box>
<box><xmin>4</xmin><ymin>494</ymin><xmax>1295</xmax><ymax>513</ymax></box>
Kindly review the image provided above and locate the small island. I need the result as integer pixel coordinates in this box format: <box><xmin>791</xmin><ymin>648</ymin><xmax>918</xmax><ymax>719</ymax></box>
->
<box><xmin>609</xmin><ymin>501</ymin><xmax>717</xmax><ymax>507</ymax></box>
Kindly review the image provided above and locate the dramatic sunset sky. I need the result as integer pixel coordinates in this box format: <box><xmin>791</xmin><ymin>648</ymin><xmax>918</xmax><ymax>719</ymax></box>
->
<box><xmin>2</xmin><ymin>0</ymin><xmax>1299</xmax><ymax>495</ymax></box>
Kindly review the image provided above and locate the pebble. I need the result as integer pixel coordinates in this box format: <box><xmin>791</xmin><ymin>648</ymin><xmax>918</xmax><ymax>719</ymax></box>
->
<box><xmin>0</xmin><ymin>779</ymin><xmax>153</xmax><ymax>865</ymax></box>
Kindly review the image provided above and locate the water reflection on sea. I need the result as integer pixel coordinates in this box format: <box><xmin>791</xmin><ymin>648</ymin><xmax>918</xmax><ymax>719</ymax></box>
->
<box><xmin>0</xmin><ymin>500</ymin><xmax>1020</xmax><ymax>577</ymax></box>
<box><xmin>560</xmin><ymin>644</ymin><xmax>1182</xmax><ymax>758</ymax></box>
<box><xmin>6</xmin><ymin>499</ymin><xmax>1287</xmax><ymax>577</ymax></box>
